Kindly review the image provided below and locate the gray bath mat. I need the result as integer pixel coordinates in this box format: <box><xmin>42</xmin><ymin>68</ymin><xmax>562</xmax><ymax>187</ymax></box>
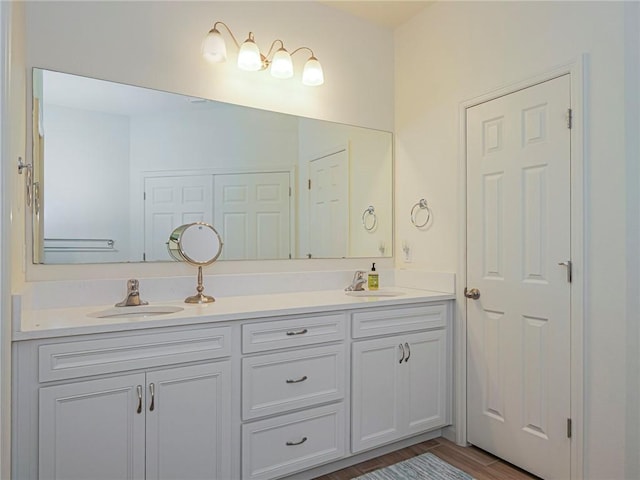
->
<box><xmin>353</xmin><ymin>452</ymin><xmax>475</xmax><ymax>480</ymax></box>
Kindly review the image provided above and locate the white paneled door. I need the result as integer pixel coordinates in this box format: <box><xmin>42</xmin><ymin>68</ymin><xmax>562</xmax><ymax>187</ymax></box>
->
<box><xmin>144</xmin><ymin>175</ymin><xmax>214</xmax><ymax>261</ymax></box>
<box><xmin>214</xmin><ymin>172</ymin><xmax>291</xmax><ymax>260</ymax></box>
<box><xmin>466</xmin><ymin>75</ymin><xmax>571</xmax><ymax>479</ymax></box>
<box><xmin>308</xmin><ymin>148</ymin><xmax>349</xmax><ymax>258</ymax></box>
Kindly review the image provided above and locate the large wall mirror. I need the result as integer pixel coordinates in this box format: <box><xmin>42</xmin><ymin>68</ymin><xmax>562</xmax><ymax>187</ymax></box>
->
<box><xmin>31</xmin><ymin>68</ymin><xmax>393</xmax><ymax>265</ymax></box>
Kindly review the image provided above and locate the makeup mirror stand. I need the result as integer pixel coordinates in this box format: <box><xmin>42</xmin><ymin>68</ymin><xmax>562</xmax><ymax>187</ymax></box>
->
<box><xmin>167</xmin><ymin>222</ymin><xmax>223</xmax><ymax>304</ymax></box>
<box><xmin>186</xmin><ymin>265</ymin><xmax>215</xmax><ymax>304</ymax></box>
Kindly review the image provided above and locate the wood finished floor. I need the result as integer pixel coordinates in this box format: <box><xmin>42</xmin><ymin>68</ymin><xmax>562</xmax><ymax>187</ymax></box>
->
<box><xmin>313</xmin><ymin>437</ymin><xmax>541</xmax><ymax>480</ymax></box>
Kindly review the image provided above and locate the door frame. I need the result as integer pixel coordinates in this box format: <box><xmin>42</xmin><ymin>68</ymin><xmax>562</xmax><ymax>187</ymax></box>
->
<box><xmin>454</xmin><ymin>56</ymin><xmax>586</xmax><ymax>480</ymax></box>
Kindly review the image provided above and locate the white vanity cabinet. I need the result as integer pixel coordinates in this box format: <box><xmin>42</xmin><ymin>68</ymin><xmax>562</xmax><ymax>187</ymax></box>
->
<box><xmin>14</xmin><ymin>325</ymin><xmax>233</xmax><ymax>480</ymax></box>
<box><xmin>240</xmin><ymin>313</ymin><xmax>348</xmax><ymax>480</ymax></box>
<box><xmin>350</xmin><ymin>303</ymin><xmax>451</xmax><ymax>453</ymax></box>
<box><xmin>39</xmin><ymin>362</ymin><xmax>231</xmax><ymax>480</ymax></box>
<box><xmin>13</xmin><ymin>295</ymin><xmax>453</xmax><ymax>480</ymax></box>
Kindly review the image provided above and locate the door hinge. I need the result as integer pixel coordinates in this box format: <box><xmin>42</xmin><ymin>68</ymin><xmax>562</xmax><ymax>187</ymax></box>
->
<box><xmin>567</xmin><ymin>418</ymin><xmax>572</xmax><ymax>438</ymax></box>
<box><xmin>308</xmin><ymin>179</ymin><xmax>311</xmax><ymax>190</ymax></box>
<box><xmin>289</xmin><ymin>253</ymin><xmax>292</xmax><ymax>259</ymax></box>
<box><xmin>289</xmin><ymin>187</ymin><xmax>292</xmax><ymax>197</ymax></box>
<box><xmin>143</xmin><ymin>252</ymin><xmax>146</xmax><ymax>261</ymax></box>
<box><xmin>567</xmin><ymin>108</ymin><xmax>573</xmax><ymax>129</ymax></box>
<box><xmin>143</xmin><ymin>192</ymin><xmax>146</xmax><ymax>200</ymax></box>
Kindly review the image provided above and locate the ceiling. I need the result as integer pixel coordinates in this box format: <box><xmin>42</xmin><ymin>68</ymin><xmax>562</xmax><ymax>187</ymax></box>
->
<box><xmin>319</xmin><ymin>1</ymin><xmax>433</xmax><ymax>29</ymax></box>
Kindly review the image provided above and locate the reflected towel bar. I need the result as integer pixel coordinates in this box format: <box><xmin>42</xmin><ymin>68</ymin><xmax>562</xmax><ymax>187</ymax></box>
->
<box><xmin>43</xmin><ymin>238</ymin><xmax>116</xmax><ymax>252</ymax></box>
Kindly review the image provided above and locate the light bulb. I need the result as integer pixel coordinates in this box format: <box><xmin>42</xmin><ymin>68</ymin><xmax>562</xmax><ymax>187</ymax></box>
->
<box><xmin>270</xmin><ymin>48</ymin><xmax>293</xmax><ymax>79</ymax></box>
<box><xmin>201</xmin><ymin>28</ymin><xmax>227</xmax><ymax>63</ymax></box>
<box><xmin>302</xmin><ymin>56</ymin><xmax>324</xmax><ymax>86</ymax></box>
<box><xmin>237</xmin><ymin>35</ymin><xmax>262</xmax><ymax>71</ymax></box>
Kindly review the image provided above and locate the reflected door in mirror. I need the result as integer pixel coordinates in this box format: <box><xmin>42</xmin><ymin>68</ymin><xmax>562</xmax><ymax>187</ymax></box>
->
<box><xmin>144</xmin><ymin>176</ymin><xmax>214</xmax><ymax>261</ymax></box>
<box><xmin>308</xmin><ymin>148</ymin><xmax>349</xmax><ymax>258</ymax></box>
<box><xmin>214</xmin><ymin>172</ymin><xmax>291</xmax><ymax>260</ymax></box>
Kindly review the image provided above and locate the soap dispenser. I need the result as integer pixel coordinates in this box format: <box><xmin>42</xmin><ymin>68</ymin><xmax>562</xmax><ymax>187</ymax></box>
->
<box><xmin>368</xmin><ymin>262</ymin><xmax>379</xmax><ymax>290</ymax></box>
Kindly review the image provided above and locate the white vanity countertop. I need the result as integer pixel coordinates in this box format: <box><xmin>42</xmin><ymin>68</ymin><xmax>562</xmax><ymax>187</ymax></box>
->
<box><xmin>13</xmin><ymin>287</ymin><xmax>454</xmax><ymax>341</ymax></box>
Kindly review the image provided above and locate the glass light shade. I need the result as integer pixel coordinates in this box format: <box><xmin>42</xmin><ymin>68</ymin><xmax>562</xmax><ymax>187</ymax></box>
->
<box><xmin>237</xmin><ymin>38</ymin><xmax>262</xmax><ymax>71</ymax></box>
<box><xmin>302</xmin><ymin>56</ymin><xmax>324</xmax><ymax>86</ymax></box>
<box><xmin>270</xmin><ymin>48</ymin><xmax>293</xmax><ymax>79</ymax></box>
<box><xmin>201</xmin><ymin>28</ymin><xmax>227</xmax><ymax>63</ymax></box>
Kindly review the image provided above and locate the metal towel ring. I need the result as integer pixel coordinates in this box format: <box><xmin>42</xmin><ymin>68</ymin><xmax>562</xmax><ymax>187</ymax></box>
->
<box><xmin>410</xmin><ymin>199</ymin><xmax>431</xmax><ymax>228</ymax></box>
<box><xmin>362</xmin><ymin>205</ymin><xmax>377</xmax><ymax>231</ymax></box>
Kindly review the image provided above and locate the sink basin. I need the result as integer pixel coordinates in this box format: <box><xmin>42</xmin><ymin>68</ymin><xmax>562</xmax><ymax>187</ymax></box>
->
<box><xmin>88</xmin><ymin>305</ymin><xmax>184</xmax><ymax>319</ymax></box>
<box><xmin>345</xmin><ymin>290</ymin><xmax>405</xmax><ymax>298</ymax></box>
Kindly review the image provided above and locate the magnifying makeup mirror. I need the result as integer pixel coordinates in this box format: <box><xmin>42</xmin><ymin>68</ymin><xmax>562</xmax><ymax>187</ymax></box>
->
<box><xmin>167</xmin><ymin>222</ymin><xmax>223</xmax><ymax>303</ymax></box>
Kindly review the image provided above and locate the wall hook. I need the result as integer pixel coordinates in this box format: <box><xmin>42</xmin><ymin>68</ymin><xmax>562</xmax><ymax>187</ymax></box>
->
<box><xmin>17</xmin><ymin>157</ymin><xmax>34</xmax><ymax>207</ymax></box>
<box><xmin>17</xmin><ymin>157</ymin><xmax>31</xmax><ymax>174</ymax></box>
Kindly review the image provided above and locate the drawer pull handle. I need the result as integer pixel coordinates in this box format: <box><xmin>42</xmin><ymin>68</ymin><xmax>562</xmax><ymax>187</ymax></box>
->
<box><xmin>404</xmin><ymin>342</ymin><xmax>411</xmax><ymax>363</ymax></box>
<box><xmin>136</xmin><ymin>385</ymin><xmax>143</xmax><ymax>414</ymax></box>
<box><xmin>286</xmin><ymin>375</ymin><xmax>308</xmax><ymax>384</ymax></box>
<box><xmin>399</xmin><ymin>343</ymin><xmax>405</xmax><ymax>364</ymax></box>
<box><xmin>149</xmin><ymin>383</ymin><xmax>155</xmax><ymax>412</ymax></box>
<box><xmin>286</xmin><ymin>437</ymin><xmax>308</xmax><ymax>446</ymax></box>
<box><xmin>286</xmin><ymin>328</ymin><xmax>308</xmax><ymax>336</ymax></box>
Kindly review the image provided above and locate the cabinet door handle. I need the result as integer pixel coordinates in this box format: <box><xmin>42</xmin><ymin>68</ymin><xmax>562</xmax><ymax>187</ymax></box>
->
<box><xmin>136</xmin><ymin>385</ymin><xmax>143</xmax><ymax>414</ymax></box>
<box><xmin>404</xmin><ymin>342</ymin><xmax>411</xmax><ymax>363</ymax></box>
<box><xmin>286</xmin><ymin>375</ymin><xmax>308</xmax><ymax>384</ymax></box>
<box><xmin>286</xmin><ymin>328</ymin><xmax>308</xmax><ymax>336</ymax></box>
<box><xmin>149</xmin><ymin>383</ymin><xmax>155</xmax><ymax>412</ymax></box>
<box><xmin>399</xmin><ymin>343</ymin><xmax>405</xmax><ymax>364</ymax></box>
<box><xmin>286</xmin><ymin>437</ymin><xmax>308</xmax><ymax>446</ymax></box>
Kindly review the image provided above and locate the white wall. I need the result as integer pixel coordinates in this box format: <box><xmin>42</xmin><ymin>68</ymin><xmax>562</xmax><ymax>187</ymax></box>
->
<box><xmin>129</xmin><ymin>104</ymin><xmax>299</xmax><ymax>174</ymax></box>
<box><xmin>19</xmin><ymin>0</ymin><xmax>394</xmax><ymax>281</ymax></box>
<box><xmin>624</xmin><ymin>2</ymin><xmax>640</xmax><ymax>478</ymax></box>
<box><xmin>42</xmin><ymin>104</ymin><xmax>131</xmax><ymax>263</ymax></box>
<box><xmin>0</xmin><ymin>3</ymin><xmax>10</xmax><ymax>478</ymax></box>
<box><xmin>395</xmin><ymin>2</ymin><xmax>636</xmax><ymax>478</ymax></box>
<box><xmin>1</xmin><ymin>1</ymin><xmax>26</xmax><ymax>476</ymax></box>
<box><xmin>24</xmin><ymin>1</ymin><xmax>393</xmax><ymax>131</ymax></box>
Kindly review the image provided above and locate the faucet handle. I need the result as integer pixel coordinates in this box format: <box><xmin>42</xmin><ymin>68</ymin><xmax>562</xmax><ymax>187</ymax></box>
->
<box><xmin>345</xmin><ymin>270</ymin><xmax>368</xmax><ymax>291</ymax></box>
<box><xmin>115</xmin><ymin>278</ymin><xmax>148</xmax><ymax>307</ymax></box>
<box><xmin>127</xmin><ymin>279</ymin><xmax>140</xmax><ymax>293</ymax></box>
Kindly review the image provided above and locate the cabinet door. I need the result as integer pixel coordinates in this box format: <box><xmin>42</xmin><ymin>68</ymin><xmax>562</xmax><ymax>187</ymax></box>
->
<box><xmin>145</xmin><ymin>361</ymin><xmax>231</xmax><ymax>480</ymax></box>
<box><xmin>39</xmin><ymin>374</ymin><xmax>146</xmax><ymax>480</ymax></box>
<box><xmin>402</xmin><ymin>330</ymin><xmax>448</xmax><ymax>436</ymax></box>
<box><xmin>351</xmin><ymin>336</ymin><xmax>404</xmax><ymax>453</ymax></box>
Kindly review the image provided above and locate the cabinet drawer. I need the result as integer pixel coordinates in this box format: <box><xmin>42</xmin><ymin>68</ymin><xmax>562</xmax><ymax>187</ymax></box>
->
<box><xmin>38</xmin><ymin>326</ymin><xmax>232</xmax><ymax>382</ymax></box>
<box><xmin>242</xmin><ymin>314</ymin><xmax>346</xmax><ymax>353</ymax></box>
<box><xmin>242</xmin><ymin>345</ymin><xmax>345</xmax><ymax>420</ymax></box>
<box><xmin>352</xmin><ymin>303</ymin><xmax>448</xmax><ymax>338</ymax></box>
<box><xmin>242</xmin><ymin>403</ymin><xmax>346</xmax><ymax>480</ymax></box>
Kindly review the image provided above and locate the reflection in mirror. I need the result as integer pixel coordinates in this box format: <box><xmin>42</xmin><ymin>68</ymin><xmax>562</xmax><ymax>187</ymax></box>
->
<box><xmin>32</xmin><ymin>68</ymin><xmax>393</xmax><ymax>264</ymax></box>
<box><xmin>168</xmin><ymin>222</ymin><xmax>223</xmax><ymax>265</ymax></box>
<box><xmin>168</xmin><ymin>222</ymin><xmax>223</xmax><ymax>304</ymax></box>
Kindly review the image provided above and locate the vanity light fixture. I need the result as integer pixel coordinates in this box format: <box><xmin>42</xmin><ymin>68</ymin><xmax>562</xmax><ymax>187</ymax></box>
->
<box><xmin>201</xmin><ymin>21</ymin><xmax>324</xmax><ymax>86</ymax></box>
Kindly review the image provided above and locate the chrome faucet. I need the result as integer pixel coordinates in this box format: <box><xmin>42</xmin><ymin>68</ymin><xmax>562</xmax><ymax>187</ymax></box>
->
<box><xmin>115</xmin><ymin>279</ymin><xmax>149</xmax><ymax>307</ymax></box>
<box><xmin>345</xmin><ymin>270</ymin><xmax>367</xmax><ymax>292</ymax></box>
